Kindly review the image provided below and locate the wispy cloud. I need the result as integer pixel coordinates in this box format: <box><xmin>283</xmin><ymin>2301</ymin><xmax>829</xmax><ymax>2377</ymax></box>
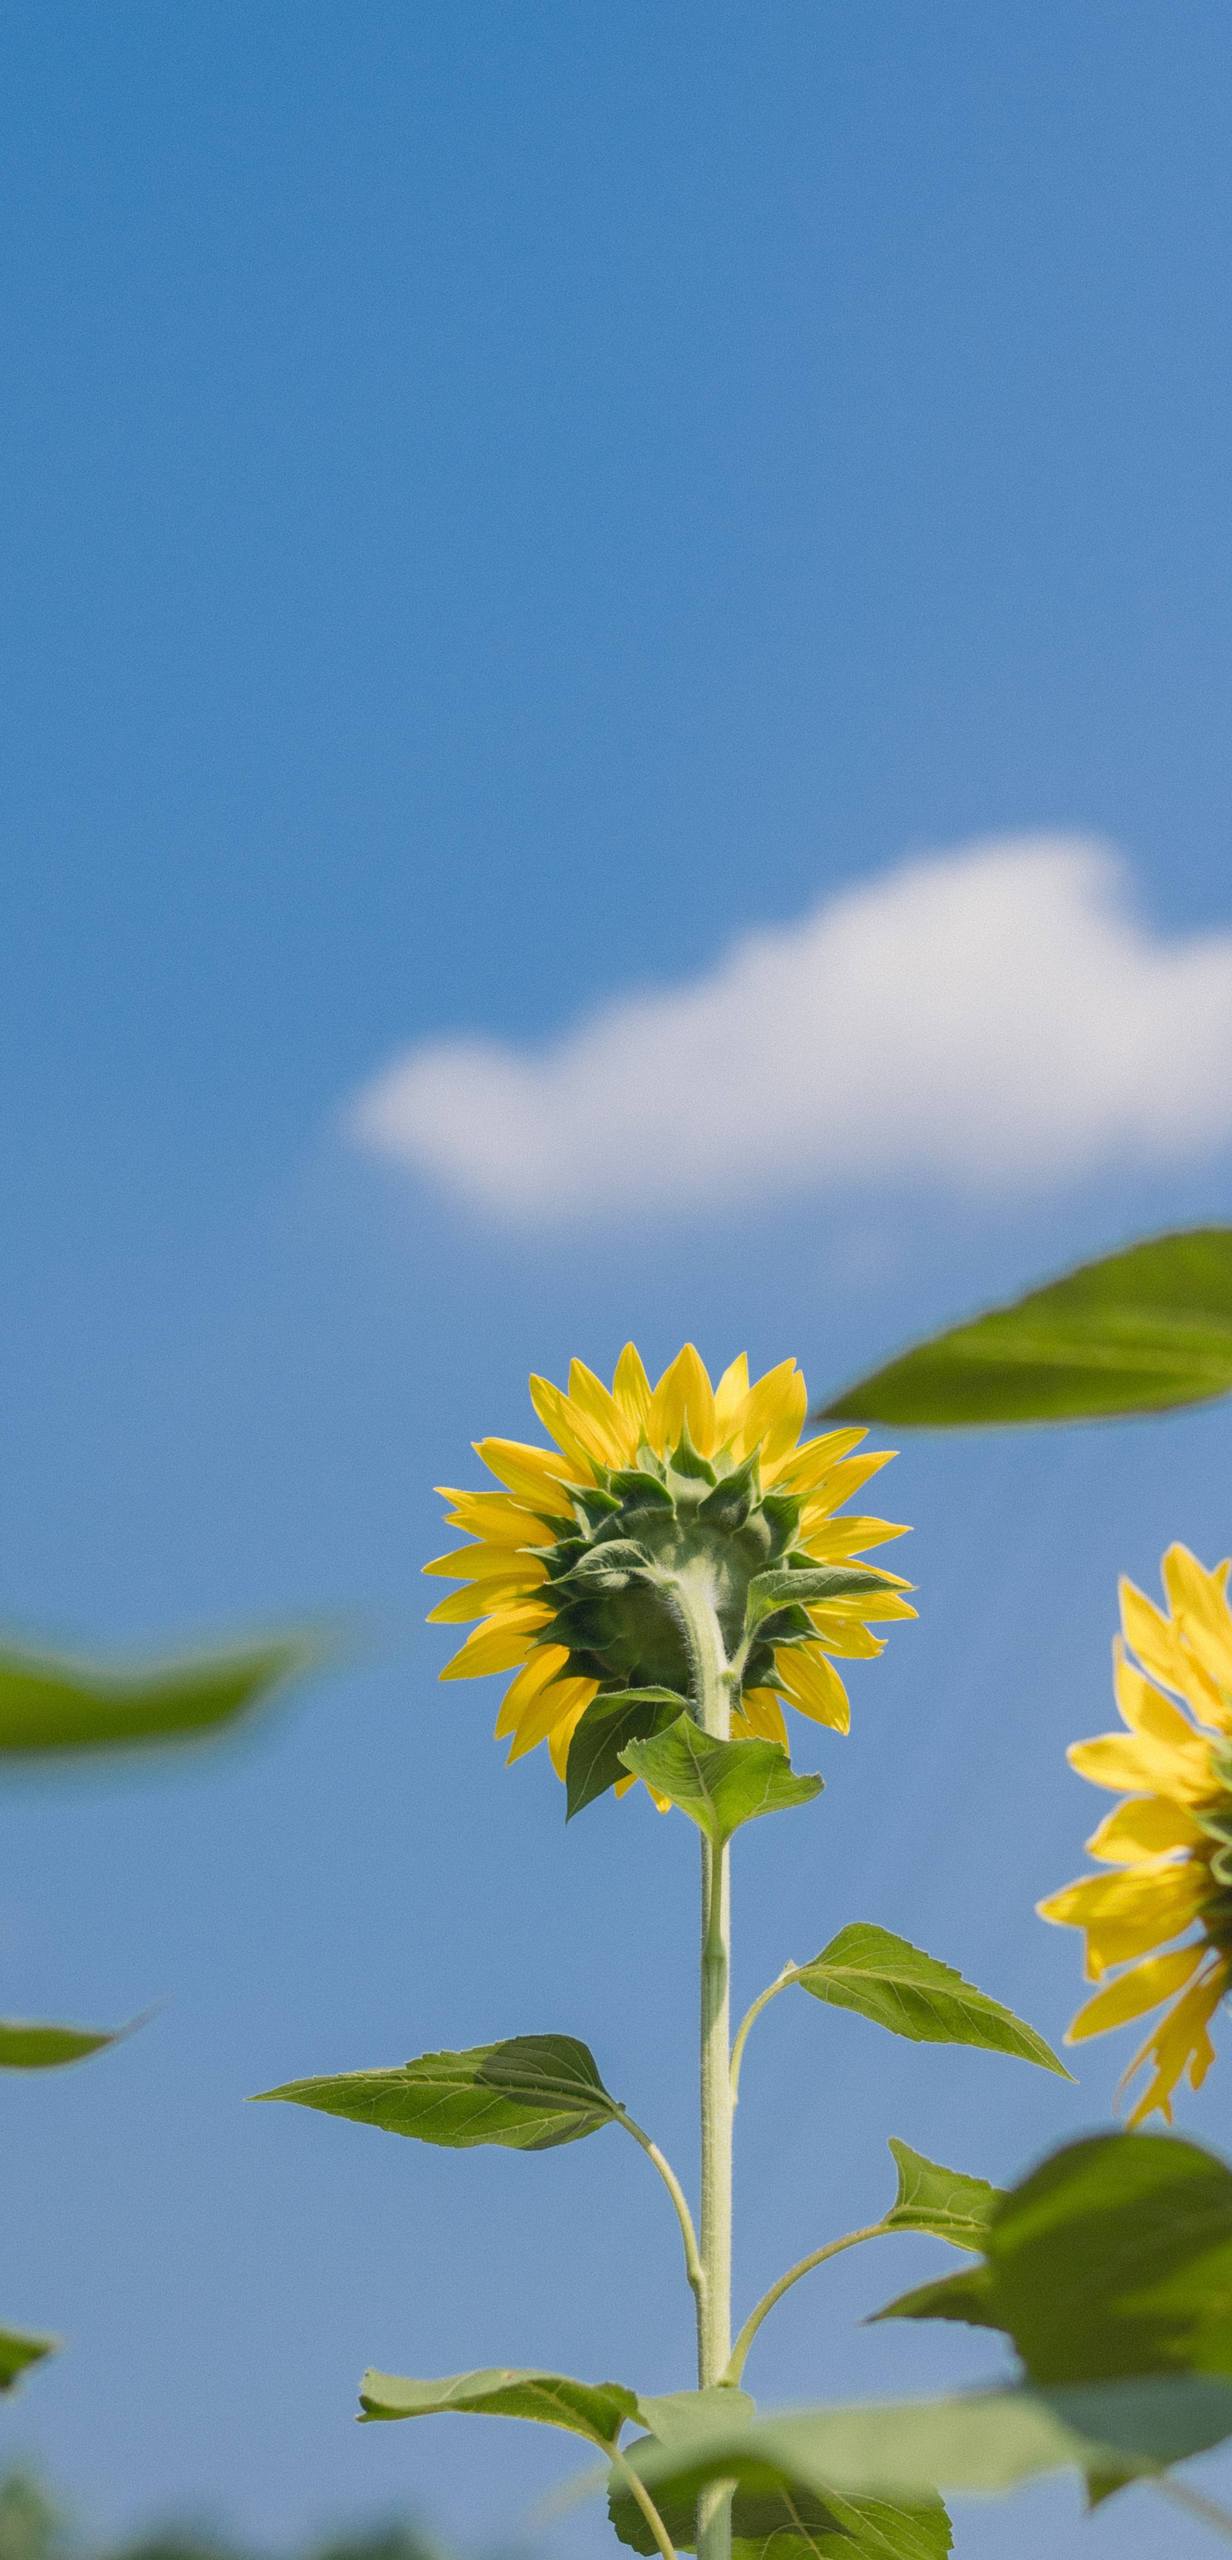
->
<box><xmin>344</xmin><ymin>835</ymin><xmax>1232</xmax><ymax>1220</ymax></box>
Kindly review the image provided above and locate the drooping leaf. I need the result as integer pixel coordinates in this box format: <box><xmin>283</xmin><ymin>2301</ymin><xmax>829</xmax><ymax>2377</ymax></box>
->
<box><xmin>985</xmin><ymin>2130</ymin><xmax>1232</xmax><ymax>2385</ymax></box>
<box><xmin>0</xmin><ymin>1634</ymin><xmax>316</xmax><ymax>1758</ymax></box>
<box><xmin>619</xmin><ymin>2378</ymin><xmax>1232</xmax><ymax>2512</ymax></box>
<box><xmin>818</xmin><ymin>1228</ymin><xmax>1232</xmax><ymax>1427</ymax></box>
<box><xmin>791</xmin><ymin>1927</ymin><xmax>1068</xmax><ymax>2075</ymax></box>
<box><xmin>882</xmin><ymin>2141</ymin><xmax>1002</xmax><ymax>2252</ymax></box>
<box><xmin>868</xmin><ymin>2265</ymin><xmax>1003</xmax><ymax>2334</ymax></box>
<box><xmin>359</xmin><ymin>2364</ymin><xmax>640</xmax><ymax>2446</ymax></box>
<box><xmin>0</xmin><ymin>2327</ymin><xmax>57</xmax><ymax>2391</ymax></box>
<box><xmin>253</xmin><ymin>2034</ymin><xmax>622</xmax><ymax>2152</ymax></box>
<box><xmin>745</xmin><ymin>1567</ymin><xmax>897</xmax><ymax>1630</ymax></box>
<box><xmin>0</xmin><ymin>2019</ymin><xmax>129</xmax><ymax>2070</ymax></box>
<box><xmin>619</xmin><ymin>1719</ymin><xmax>821</xmax><ymax>1845</ymax></box>
<box><xmin>566</xmin><ymin>1689</ymin><xmax>686</xmax><ymax>1818</ymax></box>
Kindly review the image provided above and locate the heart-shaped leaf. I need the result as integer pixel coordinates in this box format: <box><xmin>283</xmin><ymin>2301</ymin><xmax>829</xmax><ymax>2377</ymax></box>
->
<box><xmin>359</xmin><ymin>2364</ymin><xmax>640</xmax><ymax>2446</ymax></box>
<box><xmin>790</xmin><ymin>1927</ymin><xmax>1068</xmax><ymax>2074</ymax></box>
<box><xmin>619</xmin><ymin>1720</ymin><xmax>821</xmax><ymax>1845</ymax></box>
<box><xmin>566</xmin><ymin>1689</ymin><xmax>687</xmax><ymax>1818</ymax></box>
<box><xmin>818</xmin><ymin>1228</ymin><xmax>1232</xmax><ymax>1427</ymax></box>
<box><xmin>254</xmin><ymin>2034</ymin><xmax>622</xmax><ymax>2151</ymax></box>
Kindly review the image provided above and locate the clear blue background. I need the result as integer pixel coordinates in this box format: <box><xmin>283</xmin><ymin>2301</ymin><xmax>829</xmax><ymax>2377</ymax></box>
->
<box><xmin>3</xmin><ymin>6</ymin><xmax>1232</xmax><ymax>2555</ymax></box>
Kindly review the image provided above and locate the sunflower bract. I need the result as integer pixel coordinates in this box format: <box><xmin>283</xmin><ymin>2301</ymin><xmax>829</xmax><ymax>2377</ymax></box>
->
<box><xmin>425</xmin><ymin>1345</ymin><xmax>914</xmax><ymax>1798</ymax></box>
<box><xmin>1039</xmin><ymin>1544</ymin><xmax>1232</xmax><ymax>2125</ymax></box>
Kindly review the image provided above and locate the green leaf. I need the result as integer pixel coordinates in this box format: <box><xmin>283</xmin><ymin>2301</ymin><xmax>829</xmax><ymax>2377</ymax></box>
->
<box><xmin>566</xmin><ymin>1689</ymin><xmax>686</xmax><ymax>1818</ymax></box>
<box><xmin>0</xmin><ymin>2327</ymin><xmax>57</xmax><ymax>2391</ymax></box>
<box><xmin>620</xmin><ymin>2379</ymin><xmax>1232</xmax><ymax>2513</ymax></box>
<box><xmin>868</xmin><ymin>2265</ymin><xmax>1003</xmax><ymax>2333</ymax></box>
<box><xmin>745</xmin><ymin>1566</ymin><xmax>897</xmax><ymax>1630</ymax></box>
<box><xmin>358</xmin><ymin>2364</ymin><xmax>640</xmax><ymax>2447</ymax></box>
<box><xmin>0</xmin><ymin>1634</ymin><xmax>316</xmax><ymax>1758</ymax></box>
<box><xmin>619</xmin><ymin>1718</ymin><xmax>821</xmax><ymax>1845</ymax></box>
<box><xmin>883</xmin><ymin>2140</ymin><xmax>1002</xmax><ymax>2252</ymax></box>
<box><xmin>637</xmin><ymin>2386</ymin><xmax>756</xmax><ymax>2443</ymax></box>
<box><xmin>0</xmin><ymin>2019</ymin><xmax>129</xmax><ymax>2070</ymax></box>
<box><xmin>818</xmin><ymin>1227</ymin><xmax>1232</xmax><ymax>1427</ymax></box>
<box><xmin>612</xmin><ymin>2448</ymin><xmax>949</xmax><ymax>2558</ymax></box>
<box><xmin>791</xmin><ymin>1926</ymin><xmax>1069</xmax><ymax>2075</ymax></box>
<box><xmin>985</xmin><ymin>2130</ymin><xmax>1232</xmax><ymax>2385</ymax></box>
<box><xmin>253</xmin><ymin>2033</ymin><xmax>622</xmax><ymax>2152</ymax></box>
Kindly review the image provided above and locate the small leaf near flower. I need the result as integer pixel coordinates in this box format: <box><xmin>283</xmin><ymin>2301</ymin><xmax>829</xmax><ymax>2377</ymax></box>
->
<box><xmin>565</xmin><ymin>1688</ymin><xmax>686</xmax><ymax>1818</ymax></box>
<box><xmin>253</xmin><ymin>2034</ymin><xmax>622</xmax><ymax>2152</ymax></box>
<box><xmin>619</xmin><ymin>1719</ymin><xmax>822</xmax><ymax>1846</ymax></box>
<box><xmin>883</xmin><ymin>2140</ymin><xmax>1003</xmax><ymax>2251</ymax></box>
<box><xmin>791</xmin><ymin>1926</ymin><xmax>1069</xmax><ymax>2075</ymax></box>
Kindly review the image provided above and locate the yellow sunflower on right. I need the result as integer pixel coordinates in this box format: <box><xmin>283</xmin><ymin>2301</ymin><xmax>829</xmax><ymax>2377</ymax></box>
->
<box><xmin>1039</xmin><ymin>1544</ymin><xmax>1232</xmax><ymax>2125</ymax></box>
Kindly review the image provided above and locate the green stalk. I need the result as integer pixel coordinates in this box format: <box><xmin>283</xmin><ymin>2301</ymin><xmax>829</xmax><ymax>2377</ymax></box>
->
<box><xmin>666</xmin><ymin>1564</ymin><xmax>735</xmax><ymax>2560</ymax></box>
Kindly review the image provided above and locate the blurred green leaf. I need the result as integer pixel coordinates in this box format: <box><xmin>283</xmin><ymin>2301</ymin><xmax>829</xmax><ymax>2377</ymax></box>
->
<box><xmin>254</xmin><ymin>2034</ymin><xmax>622</xmax><ymax>2152</ymax></box>
<box><xmin>868</xmin><ymin>2266</ymin><xmax>1003</xmax><ymax>2333</ymax></box>
<box><xmin>790</xmin><ymin>1926</ymin><xmax>1068</xmax><ymax>2074</ymax></box>
<box><xmin>0</xmin><ymin>2332</ymin><xmax>56</xmax><ymax>2392</ymax></box>
<box><xmin>619</xmin><ymin>2378</ymin><xmax>1232</xmax><ymax>2513</ymax></box>
<box><xmin>0</xmin><ymin>1636</ymin><xmax>315</xmax><ymax>1758</ymax></box>
<box><xmin>358</xmin><ymin>2365</ymin><xmax>639</xmax><ymax>2446</ymax></box>
<box><xmin>611</xmin><ymin>2442</ymin><xmax>949</xmax><ymax>2558</ymax></box>
<box><xmin>0</xmin><ymin>2021</ymin><xmax>128</xmax><ymax>2071</ymax></box>
<box><xmin>818</xmin><ymin>1227</ymin><xmax>1232</xmax><ymax>1426</ymax></box>
<box><xmin>883</xmin><ymin>2142</ymin><xmax>1002</xmax><ymax>2252</ymax></box>
<box><xmin>620</xmin><ymin>1720</ymin><xmax>821</xmax><ymax>1844</ymax></box>
<box><xmin>565</xmin><ymin>1689</ymin><xmax>685</xmax><ymax>1818</ymax></box>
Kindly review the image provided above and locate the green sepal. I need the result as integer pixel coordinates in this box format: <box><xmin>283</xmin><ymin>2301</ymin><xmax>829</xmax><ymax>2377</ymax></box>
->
<box><xmin>556</xmin><ymin>1541</ymin><xmax>654</xmax><ymax>1590</ymax></box>
<box><xmin>883</xmin><ymin>2140</ymin><xmax>1002</xmax><ymax>2252</ymax></box>
<box><xmin>669</xmin><ymin>1426</ymin><xmax>718</xmax><ymax>1484</ymax></box>
<box><xmin>790</xmin><ymin>1926</ymin><xmax>1069</xmax><ymax>2075</ymax></box>
<box><xmin>619</xmin><ymin>1718</ymin><xmax>822</xmax><ymax>1844</ymax></box>
<box><xmin>253</xmin><ymin>2034</ymin><xmax>622</xmax><ymax>2152</ymax></box>
<box><xmin>0</xmin><ymin>1633</ymin><xmax>317</xmax><ymax>1757</ymax></box>
<box><xmin>817</xmin><ymin>1226</ymin><xmax>1232</xmax><ymax>1427</ymax></box>
<box><xmin>697</xmin><ymin>1456</ymin><xmax>761</xmax><ymax>1530</ymax></box>
<box><xmin>0</xmin><ymin>2018</ymin><xmax>132</xmax><ymax>2070</ymax></box>
<box><xmin>0</xmin><ymin>2327</ymin><xmax>57</xmax><ymax>2391</ymax></box>
<box><xmin>745</xmin><ymin>1564</ymin><xmax>898</xmax><ymax>1633</ymax></box>
<box><xmin>608</xmin><ymin>1469</ymin><xmax>675</xmax><ymax>1511</ymax></box>
<box><xmin>359</xmin><ymin>2364</ymin><xmax>641</xmax><ymax>2446</ymax></box>
<box><xmin>566</xmin><ymin>1688</ymin><xmax>688</xmax><ymax>1818</ymax></box>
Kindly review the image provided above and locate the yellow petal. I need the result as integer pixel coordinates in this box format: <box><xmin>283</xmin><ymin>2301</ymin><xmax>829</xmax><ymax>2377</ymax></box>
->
<box><xmin>424</xmin><ymin>1544</ymin><xmax>548</xmax><ymax>1584</ymax></box>
<box><xmin>734</xmin><ymin>1360</ymin><xmax>807</xmax><ymax>1467</ymax></box>
<box><xmin>1067</xmin><ymin>1945</ymin><xmax>1204</xmax><ymax>2043</ymax></box>
<box><xmin>547</xmin><ymin>1681</ymin><xmax>601</xmax><ymax>1777</ymax></box>
<box><xmin>612</xmin><ymin>1343</ymin><xmax>653</xmax><ymax>1436</ymax></box>
<box><xmin>774</xmin><ymin>1645</ymin><xmax>850</xmax><ymax>1733</ymax></box>
<box><xmin>1118</xmin><ymin>1574</ymin><xmax>1222</xmax><ymax>1725</ymax></box>
<box><xmin>1112</xmin><ymin>1639</ymin><xmax>1207</xmax><ymax>1750</ymax></box>
<box><xmin>809</xmin><ymin>1618</ymin><xmax>885</xmax><ymax>1660</ymax></box>
<box><xmin>475</xmin><ymin>1439</ymin><xmax>578</xmax><ymax>1513</ymax></box>
<box><xmin>767</xmin><ymin>1429</ymin><xmax>868</xmax><ymax>1494</ymax></box>
<box><xmin>427</xmin><ymin>1580</ymin><xmax>540</xmax><ymax>1625</ymax></box>
<box><xmin>1068</xmin><ymin>1731</ymin><xmax>1200</xmax><ymax>1799</ymax></box>
<box><xmin>439</xmin><ymin>1488</ymin><xmax>557</xmax><ymax>1546</ymax></box>
<box><xmin>646</xmin><ymin>1345</ymin><xmax>716</xmax><ymax>1457</ymax></box>
<box><xmin>1121</xmin><ymin>1959</ymin><xmax>1228</xmax><ymax>2126</ymax></box>
<box><xmin>528</xmin><ymin>1376</ymin><xmax>609</xmax><ymax>1476</ymax></box>
<box><xmin>507</xmin><ymin>1672</ymin><xmax>595</xmax><ymax>1763</ymax></box>
<box><xmin>736</xmin><ymin>1687</ymin><xmax>790</xmax><ymax>1747</ymax></box>
<box><xmin>1162</xmin><ymin>1543</ymin><xmax>1232</xmax><ymax>1706</ymax></box>
<box><xmin>796</xmin><ymin>1450</ymin><xmax>895</xmax><ymax>1519</ymax></box>
<box><xmin>816</xmin><ymin>1589</ymin><xmax>916</xmax><ymax>1623</ymax></box>
<box><xmin>439</xmin><ymin>1603</ymin><xmax>551</xmax><ymax>1682</ymax></box>
<box><xmin>1039</xmin><ymin>1857</ymin><xmax>1209</xmax><ymax>1977</ymax></box>
<box><xmin>494</xmin><ymin>1644</ymin><xmax>570</xmax><ymax>1738</ymax></box>
<box><xmin>799</xmin><ymin>1513</ymin><xmax>910</xmax><ymax>1559</ymax></box>
<box><xmin>713</xmin><ymin>1354</ymin><xmax>750</xmax><ymax>1442</ymax></box>
<box><xmin>568</xmin><ymin>1361</ymin><xmax>637</xmax><ymax>1465</ymax></box>
<box><xmin>1085</xmin><ymin>1796</ymin><xmax>1205</xmax><ymax>1864</ymax></box>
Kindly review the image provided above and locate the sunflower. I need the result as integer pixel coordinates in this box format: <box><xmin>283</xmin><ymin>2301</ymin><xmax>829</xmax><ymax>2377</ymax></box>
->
<box><xmin>424</xmin><ymin>1344</ymin><xmax>913</xmax><ymax>1796</ymax></box>
<box><xmin>1039</xmin><ymin>1544</ymin><xmax>1232</xmax><ymax>2125</ymax></box>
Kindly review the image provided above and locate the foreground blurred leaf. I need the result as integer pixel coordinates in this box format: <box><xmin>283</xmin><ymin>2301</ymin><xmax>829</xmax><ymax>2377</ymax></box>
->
<box><xmin>882</xmin><ymin>2142</ymin><xmax>1002</xmax><ymax>2252</ymax></box>
<box><xmin>819</xmin><ymin>1228</ymin><xmax>1232</xmax><ymax>1426</ymax></box>
<box><xmin>0</xmin><ymin>2020</ymin><xmax>128</xmax><ymax>2070</ymax></box>
<box><xmin>620</xmin><ymin>2378</ymin><xmax>1232</xmax><ymax>2512</ymax></box>
<box><xmin>0</xmin><ymin>2328</ymin><xmax>57</xmax><ymax>2390</ymax></box>
<box><xmin>0</xmin><ymin>1635</ymin><xmax>315</xmax><ymax>1758</ymax></box>
<box><xmin>255</xmin><ymin>2034</ymin><xmax>622</xmax><ymax>2151</ymax></box>
<box><xmin>620</xmin><ymin>1720</ymin><xmax>821</xmax><ymax>1844</ymax></box>
<box><xmin>565</xmin><ymin>1689</ymin><xmax>685</xmax><ymax>1818</ymax></box>
<box><xmin>359</xmin><ymin>2365</ymin><xmax>640</xmax><ymax>2445</ymax></box>
<box><xmin>790</xmin><ymin>1926</ymin><xmax>1068</xmax><ymax>2074</ymax></box>
<box><xmin>870</xmin><ymin>2266</ymin><xmax>1003</xmax><ymax>2333</ymax></box>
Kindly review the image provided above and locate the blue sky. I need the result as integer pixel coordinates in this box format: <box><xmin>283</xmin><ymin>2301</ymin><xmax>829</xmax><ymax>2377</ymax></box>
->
<box><xmin>4</xmin><ymin>6</ymin><xmax>1232</xmax><ymax>2556</ymax></box>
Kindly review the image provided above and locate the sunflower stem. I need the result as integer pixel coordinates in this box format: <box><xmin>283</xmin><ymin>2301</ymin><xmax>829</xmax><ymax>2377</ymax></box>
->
<box><xmin>724</xmin><ymin>2224</ymin><xmax>890</xmax><ymax>2384</ymax></box>
<box><xmin>664</xmin><ymin>1563</ymin><xmax>736</xmax><ymax>2560</ymax></box>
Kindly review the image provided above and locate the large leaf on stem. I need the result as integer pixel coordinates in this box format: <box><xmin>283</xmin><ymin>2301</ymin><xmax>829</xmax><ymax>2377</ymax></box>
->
<box><xmin>818</xmin><ymin>1229</ymin><xmax>1232</xmax><ymax>1427</ymax></box>
<box><xmin>254</xmin><ymin>2034</ymin><xmax>622</xmax><ymax>2151</ymax></box>
<box><xmin>619</xmin><ymin>1720</ymin><xmax>821</xmax><ymax>1845</ymax></box>
<box><xmin>792</xmin><ymin>1927</ymin><xmax>1067</xmax><ymax>2074</ymax></box>
<box><xmin>360</xmin><ymin>2364</ymin><xmax>640</xmax><ymax>2445</ymax></box>
<box><xmin>0</xmin><ymin>1635</ymin><xmax>314</xmax><ymax>1757</ymax></box>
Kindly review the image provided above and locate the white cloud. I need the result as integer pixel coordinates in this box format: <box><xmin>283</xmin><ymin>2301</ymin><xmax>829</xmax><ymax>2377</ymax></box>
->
<box><xmin>344</xmin><ymin>835</ymin><xmax>1232</xmax><ymax>1219</ymax></box>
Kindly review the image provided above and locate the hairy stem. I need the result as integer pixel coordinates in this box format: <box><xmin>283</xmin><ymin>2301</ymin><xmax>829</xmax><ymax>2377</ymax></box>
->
<box><xmin>616</xmin><ymin>2108</ymin><xmax>706</xmax><ymax>2362</ymax></box>
<box><xmin>724</xmin><ymin>2225</ymin><xmax>890</xmax><ymax>2383</ymax></box>
<box><xmin>729</xmin><ymin>1964</ymin><xmax>799</xmax><ymax>2101</ymax></box>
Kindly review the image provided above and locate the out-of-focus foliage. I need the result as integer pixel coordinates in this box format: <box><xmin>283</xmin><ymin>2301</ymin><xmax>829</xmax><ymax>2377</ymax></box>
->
<box><xmin>0</xmin><ymin>2477</ymin><xmax>449</xmax><ymax>2560</ymax></box>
